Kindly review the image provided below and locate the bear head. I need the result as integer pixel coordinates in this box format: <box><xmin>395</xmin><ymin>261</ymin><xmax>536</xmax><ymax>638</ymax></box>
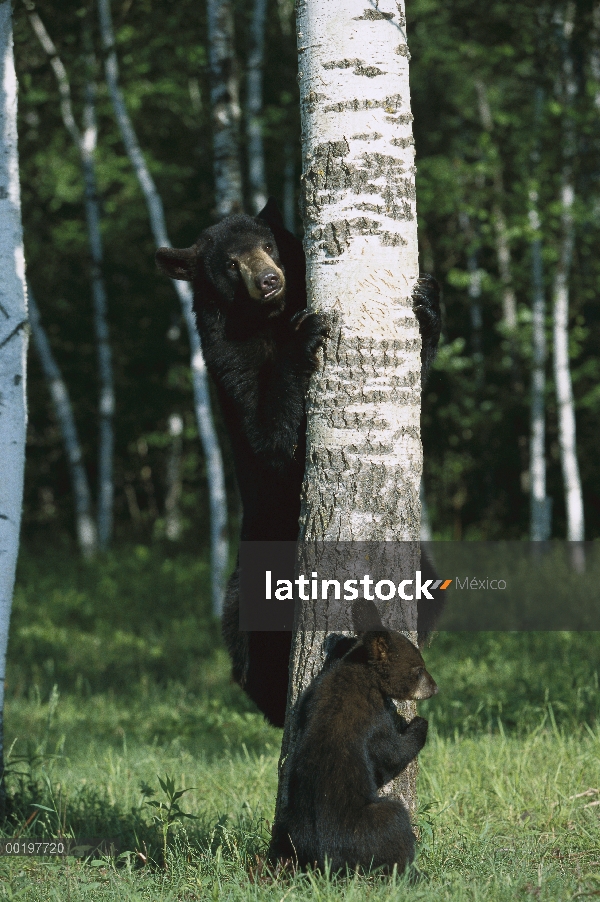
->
<box><xmin>325</xmin><ymin>600</ymin><xmax>438</xmax><ymax>701</ymax></box>
<box><xmin>155</xmin><ymin>198</ymin><xmax>300</xmax><ymax>319</ymax></box>
<box><xmin>358</xmin><ymin>630</ymin><xmax>438</xmax><ymax>701</ymax></box>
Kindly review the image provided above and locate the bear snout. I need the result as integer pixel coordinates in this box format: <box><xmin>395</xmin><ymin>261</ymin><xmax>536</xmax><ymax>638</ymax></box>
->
<box><xmin>257</xmin><ymin>269</ymin><xmax>282</xmax><ymax>298</ymax></box>
<box><xmin>412</xmin><ymin>670</ymin><xmax>438</xmax><ymax>700</ymax></box>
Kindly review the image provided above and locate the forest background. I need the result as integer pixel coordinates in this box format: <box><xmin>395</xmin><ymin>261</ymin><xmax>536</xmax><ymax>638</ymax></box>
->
<box><xmin>17</xmin><ymin>0</ymin><xmax>600</xmax><ymax>551</ymax></box>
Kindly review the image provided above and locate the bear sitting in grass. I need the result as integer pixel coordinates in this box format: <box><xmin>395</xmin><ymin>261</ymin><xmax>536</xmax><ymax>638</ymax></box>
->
<box><xmin>156</xmin><ymin>199</ymin><xmax>441</xmax><ymax>727</ymax></box>
<box><xmin>269</xmin><ymin>602</ymin><xmax>438</xmax><ymax>875</ymax></box>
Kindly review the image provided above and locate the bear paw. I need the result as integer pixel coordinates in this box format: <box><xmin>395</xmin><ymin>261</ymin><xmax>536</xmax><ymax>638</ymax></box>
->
<box><xmin>411</xmin><ymin>275</ymin><xmax>441</xmax><ymax>345</ymax></box>
<box><xmin>406</xmin><ymin>715</ymin><xmax>429</xmax><ymax>747</ymax></box>
<box><xmin>290</xmin><ymin>309</ymin><xmax>330</xmax><ymax>368</ymax></box>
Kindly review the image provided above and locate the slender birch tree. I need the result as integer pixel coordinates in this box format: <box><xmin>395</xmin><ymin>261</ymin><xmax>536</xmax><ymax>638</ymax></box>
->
<box><xmin>246</xmin><ymin>0</ymin><xmax>268</xmax><ymax>213</ymax></box>
<box><xmin>528</xmin><ymin>89</ymin><xmax>551</xmax><ymax>542</ymax></box>
<box><xmin>274</xmin><ymin>0</ymin><xmax>424</xmax><ymax>829</ymax></box>
<box><xmin>97</xmin><ymin>0</ymin><xmax>228</xmax><ymax>614</ymax></box>
<box><xmin>553</xmin><ymin>2</ymin><xmax>585</xmax><ymax>544</ymax></box>
<box><xmin>206</xmin><ymin>0</ymin><xmax>244</xmax><ymax>217</ymax></box>
<box><xmin>165</xmin><ymin>413</ymin><xmax>184</xmax><ymax>541</ymax></box>
<box><xmin>28</xmin><ymin>285</ymin><xmax>97</xmax><ymax>557</ymax></box>
<box><xmin>529</xmin><ymin>193</ymin><xmax>551</xmax><ymax>541</ymax></box>
<box><xmin>0</xmin><ymin>0</ymin><xmax>28</xmax><ymax>809</ymax></box>
<box><xmin>25</xmin><ymin>2</ymin><xmax>115</xmax><ymax>549</ymax></box>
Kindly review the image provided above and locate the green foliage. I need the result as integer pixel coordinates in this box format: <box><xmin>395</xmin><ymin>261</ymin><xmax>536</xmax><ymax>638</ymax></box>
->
<box><xmin>15</xmin><ymin>0</ymin><xmax>600</xmax><ymax>548</ymax></box>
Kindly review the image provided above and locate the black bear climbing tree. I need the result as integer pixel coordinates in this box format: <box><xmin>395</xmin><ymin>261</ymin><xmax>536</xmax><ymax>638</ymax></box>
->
<box><xmin>276</xmin><ymin>0</ymin><xmax>426</xmax><ymax>819</ymax></box>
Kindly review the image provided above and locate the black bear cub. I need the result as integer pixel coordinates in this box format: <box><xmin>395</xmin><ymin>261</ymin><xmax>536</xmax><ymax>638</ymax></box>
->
<box><xmin>270</xmin><ymin>605</ymin><xmax>438</xmax><ymax>875</ymax></box>
<box><xmin>156</xmin><ymin>199</ymin><xmax>441</xmax><ymax>728</ymax></box>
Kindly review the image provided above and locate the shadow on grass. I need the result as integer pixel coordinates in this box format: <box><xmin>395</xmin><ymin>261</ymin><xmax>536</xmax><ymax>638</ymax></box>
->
<box><xmin>1</xmin><ymin>749</ymin><xmax>268</xmax><ymax>872</ymax></box>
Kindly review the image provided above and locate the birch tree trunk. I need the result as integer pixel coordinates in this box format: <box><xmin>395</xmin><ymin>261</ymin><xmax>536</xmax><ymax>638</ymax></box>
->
<box><xmin>25</xmin><ymin>4</ymin><xmax>115</xmax><ymax>549</ymax></box>
<box><xmin>206</xmin><ymin>0</ymin><xmax>244</xmax><ymax>217</ymax></box>
<box><xmin>529</xmin><ymin>193</ymin><xmax>551</xmax><ymax>541</ymax></box>
<box><xmin>277</xmin><ymin>0</ymin><xmax>422</xmax><ymax>821</ymax></box>
<box><xmin>528</xmin><ymin>87</ymin><xmax>551</xmax><ymax>542</ymax></box>
<box><xmin>98</xmin><ymin>0</ymin><xmax>229</xmax><ymax>614</ymax></box>
<box><xmin>28</xmin><ymin>285</ymin><xmax>97</xmax><ymax>557</ymax></box>
<box><xmin>246</xmin><ymin>0</ymin><xmax>268</xmax><ymax>213</ymax></box>
<box><xmin>165</xmin><ymin>413</ymin><xmax>184</xmax><ymax>541</ymax></box>
<box><xmin>553</xmin><ymin>3</ymin><xmax>585</xmax><ymax>544</ymax></box>
<box><xmin>0</xmin><ymin>0</ymin><xmax>28</xmax><ymax>810</ymax></box>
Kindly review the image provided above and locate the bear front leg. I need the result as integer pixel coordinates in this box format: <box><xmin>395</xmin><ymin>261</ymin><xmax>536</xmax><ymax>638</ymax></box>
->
<box><xmin>412</xmin><ymin>275</ymin><xmax>441</xmax><ymax>384</ymax></box>
<box><xmin>251</xmin><ymin>311</ymin><xmax>329</xmax><ymax>468</ymax></box>
<box><xmin>370</xmin><ymin>715</ymin><xmax>429</xmax><ymax>788</ymax></box>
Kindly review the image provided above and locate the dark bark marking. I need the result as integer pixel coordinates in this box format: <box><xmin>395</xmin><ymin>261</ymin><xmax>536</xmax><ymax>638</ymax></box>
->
<box><xmin>324</xmin><ymin>96</ymin><xmax>412</xmax><ymax>115</ymax></box>
<box><xmin>351</xmin><ymin>132</ymin><xmax>383</xmax><ymax>140</ymax></box>
<box><xmin>354</xmin><ymin>9</ymin><xmax>394</xmax><ymax>20</ymax></box>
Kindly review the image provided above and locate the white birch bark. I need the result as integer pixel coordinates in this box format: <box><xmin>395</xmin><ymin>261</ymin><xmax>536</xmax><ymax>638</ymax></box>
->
<box><xmin>420</xmin><ymin>481</ymin><xmax>432</xmax><ymax>541</ymax></box>
<box><xmin>281</xmin><ymin>0</ymin><xmax>422</xmax><ymax>817</ymax></box>
<box><xmin>528</xmin><ymin>194</ymin><xmax>551</xmax><ymax>541</ymax></box>
<box><xmin>246</xmin><ymin>0</ymin><xmax>268</xmax><ymax>213</ymax></box>
<box><xmin>98</xmin><ymin>0</ymin><xmax>229</xmax><ymax>614</ymax></box>
<box><xmin>0</xmin><ymin>0</ymin><xmax>28</xmax><ymax>803</ymax></box>
<box><xmin>206</xmin><ymin>0</ymin><xmax>244</xmax><ymax>217</ymax></box>
<box><xmin>25</xmin><ymin>3</ymin><xmax>115</xmax><ymax>549</ymax></box>
<box><xmin>165</xmin><ymin>413</ymin><xmax>183</xmax><ymax>541</ymax></box>
<box><xmin>475</xmin><ymin>80</ymin><xmax>518</xmax><ymax>334</ymax></box>
<box><xmin>28</xmin><ymin>285</ymin><xmax>97</xmax><ymax>557</ymax></box>
<box><xmin>553</xmin><ymin>3</ymin><xmax>585</xmax><ymax>544</ymax></box>
<box><xmin>528</xmin><ymin>85</ymin><xmax>552</xmax><ymax>542</ymax></box>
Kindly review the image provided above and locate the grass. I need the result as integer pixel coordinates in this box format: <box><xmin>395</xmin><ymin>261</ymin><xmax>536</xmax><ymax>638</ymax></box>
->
<box><xmin>2</xmin><ymin>543</ymin><xmax>600</xmax><ymax>899</ymax></box>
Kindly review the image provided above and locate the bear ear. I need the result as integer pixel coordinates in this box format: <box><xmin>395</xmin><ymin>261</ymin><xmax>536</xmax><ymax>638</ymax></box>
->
<box><xmin>155</xmin><ymin>246</ymin><xmax>197</xmax><ymax>282</ymax></box>
<box><xmin>363</xmin><ymin>632</ymin><xmax>390</xmax><ymax>662</ymax></box>
<box><xmin>257</xmin><ymin>197</ymin><xmax>286</xmax><ymax>232</ymax></box>
<box><xmin>352</xmin><ymin>599</ymin><xmax>384</xmax><ymax>633</ymax></box>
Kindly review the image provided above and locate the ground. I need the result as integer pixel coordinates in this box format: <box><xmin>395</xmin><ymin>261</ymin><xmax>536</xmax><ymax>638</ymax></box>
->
<box><xmin>2</xmin><ymin>545</ymin><xmax>600</xmax><ymax>900</ymax></box>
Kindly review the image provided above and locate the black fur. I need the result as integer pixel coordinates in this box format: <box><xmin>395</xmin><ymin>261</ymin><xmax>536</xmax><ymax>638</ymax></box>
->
<box><xmin>156</xmin><ymin>199</ymin><xmax>442</xmax><ymax>727</ymax></box>
<box><xmin>270</xmin><ymin>602</ymin><xmax>438</xmax><ymax>874</ymax></box>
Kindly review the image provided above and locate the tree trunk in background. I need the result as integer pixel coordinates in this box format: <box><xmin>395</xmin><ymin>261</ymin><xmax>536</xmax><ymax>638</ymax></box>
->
<box><xmin>28</xmin><ymin>285</ymin><xmax>98</xmax><ymax>557</ymax></box>
<box><xmin>275</xmin><ymin>0</ymin><xmax>423</xmax><ymax>824</ymax></box>
<box><xmin>529</xmin><ymin>193</ymin><xmax>551</xmax><ymax>541</ymax></box>
<box><xmin>458</xmin><ymin>211</ymin><xmax>484</xmax><ymax>383</ymax></box>
<box><xmin>98</xmin><ymin>0</ymin><xmax>229</xmax><ymax>615</ymax></box>
<box><xmin>528</xmin><ymin>89</ymin><xmax>551</xmax><ymax>542</ymax></box>
<box><xmin>206</xmin><ymin>0</ymin><xmax>244</xmax><ymax>217</ymax></box>
<box><xmin>474</xmin><ymin>80</ymin><xmax>518</xmax><ymax>338</ymax></box>
<box><xmin>83</xmin><ymin>52</ymin><xmax>114</xmax><ymax>550</ymax></box>
<box><xmin>420</xmin><ymin>482</ymin><xmax>432</xmax><ymax>541</ymax></box>
<box><xmin>553</xmin><ymin>3</ymin><xmax>585</xmax><ymax>545</ymax></box>
<box><xmin>0</xmin><ymin>0</ymin><xmax>29</xmax><ymax>812</ymax></box>
<box><xmin>165</xmin><ymin>413</ymin><xmax>184</xmax><ymax>541</ymax></box>
<box><xmin>25</xmin><ymin>3</ymin><xmax>115</xmax><ymax>549</ymax></box>
<box><xmin>246</xmin><ymin>0</ymin><xmax>268</xmax><ymax>213</ymax></box>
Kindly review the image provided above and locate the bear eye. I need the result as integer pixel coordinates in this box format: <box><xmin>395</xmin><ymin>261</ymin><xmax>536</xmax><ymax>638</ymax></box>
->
<box><xmin>264</xmin><ymin>243</ymin><xmax>273</xmax><ymax>252</ymax></box>
<box><xmin>227</xmin><ymin>260</ymin><xmax>237</xmax><ymax>271</ymax></box>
